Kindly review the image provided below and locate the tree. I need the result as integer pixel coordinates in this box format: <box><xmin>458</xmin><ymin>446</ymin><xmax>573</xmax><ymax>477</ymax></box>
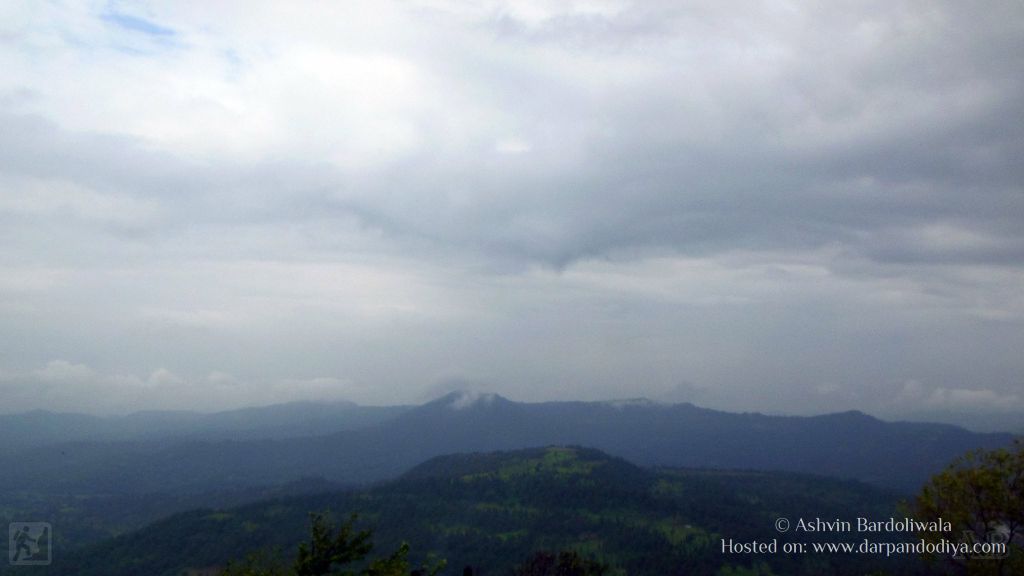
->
<box><xmin>222</xmin><ymin>513</ymin><xmax>445</xmax><ymax>576</ymax></box>
<box><xmin>294</xmin><ymin>513</ymin><xmax>374</xmax><ymax>576</ymax></box>
<box><xmin>913</xmin><ymin>439</ymin><xmax>1023</xmax><ymax>575</ymax></box>
<box><xmin>511</xmin><ymin>550</ymin><xmax>608</xmax><ymax>576</ymax></box>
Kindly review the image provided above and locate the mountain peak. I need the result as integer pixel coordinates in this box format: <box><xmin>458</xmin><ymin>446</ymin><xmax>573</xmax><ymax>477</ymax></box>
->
<box><xmin>819</xmin><ymin>409</ymin><xmax>879</xmax><ymax>423</ymax></box>
<box><xmin>428</xmin><ymin>390</ymin><xmax>511</xmax><ymax>411</ymax></box>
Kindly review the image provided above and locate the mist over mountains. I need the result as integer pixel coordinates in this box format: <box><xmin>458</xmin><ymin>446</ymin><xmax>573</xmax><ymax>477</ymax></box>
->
<box><xmin>0</xmin><ymin>392</ymin><xmax>1013</xmax><ymax>496</ymax></box>
<box><xmin>0</xmin><ymin>400</ymin><xmax>407</xmax><ymax>455</ymax></box>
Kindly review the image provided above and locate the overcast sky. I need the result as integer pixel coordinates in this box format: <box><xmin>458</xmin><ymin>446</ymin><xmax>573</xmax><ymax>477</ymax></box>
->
<box><xmin>0</xmin><ymin>1</ymin><xmax>1022</xmax><ymax>422</ymax></box>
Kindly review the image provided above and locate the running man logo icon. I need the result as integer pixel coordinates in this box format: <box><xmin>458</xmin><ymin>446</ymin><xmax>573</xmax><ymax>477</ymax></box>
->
<box><xmin>9</xmin><ymin>522</ymin><xmax>52</xmax><ymax>565</ymax></box>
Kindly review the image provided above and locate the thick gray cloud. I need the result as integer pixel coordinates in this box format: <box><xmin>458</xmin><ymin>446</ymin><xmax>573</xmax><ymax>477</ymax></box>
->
<box><xmin>0</xmin><ymin>1</ymin><xmax>1021</xmax><ymax>427</ymax></box>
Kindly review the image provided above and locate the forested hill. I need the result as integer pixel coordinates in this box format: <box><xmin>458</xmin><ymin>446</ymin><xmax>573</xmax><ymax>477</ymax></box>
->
<box><xmin>15</xmin><ymin>447</ymin><xmax>923</xmax><ymax>576</ymax></box>
<box><xmin>0</xmin><ymin>392</ymin><xmax>1013</xmax><ymax>497</ymax></box>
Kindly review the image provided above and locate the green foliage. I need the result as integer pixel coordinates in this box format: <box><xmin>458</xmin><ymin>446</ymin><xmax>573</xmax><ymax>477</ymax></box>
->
<box><xmin>294</xmin><ymin>513</ymin><xmax>373</xmax><ymax>575</ymax></box>
<box><xmin>222</xmin><ymin>513</ymin><xmax>444</xmax><ymax>576</ymax></box>
<box><xmin>511</xmin><ymin>550</ymin><xmax>607</xmax><ymax>576</ymax></box>
<box><xmin>714</xmin><ymin>563</ymin><xmax>776</xmax><ymax>576</ymax></box>
<box><xmin>221</xmin><ymin>549</ymin><xmax>290</xmax><ymax>576</ymax></box>
<box><xmin>26</xmin><ymin>447</ymin><xmax>921</xmax><ymax>576</ymax></box>
<box><xmin>913</xmin><ymin>439</ymin><xmax>1024</xmax><ymax>575</ymax></box>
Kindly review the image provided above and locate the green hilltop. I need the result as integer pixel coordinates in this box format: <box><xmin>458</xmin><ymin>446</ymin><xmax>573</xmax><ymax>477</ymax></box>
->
<box><xmin>17</xmin><ymin>447</ymin><xmax>923</xmax><ymax>576</ymax></box>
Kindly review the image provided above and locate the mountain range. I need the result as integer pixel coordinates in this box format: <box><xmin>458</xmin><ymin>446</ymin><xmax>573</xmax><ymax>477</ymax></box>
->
<box><xmin>0</xmin><ymin>391</ymin><xmax>1014</xmax><ymax>496</ymax></box>
<box><xmin>0</xmin><ymin>400</ymin><xmax>408</xmax><ymax>455</ymax></box>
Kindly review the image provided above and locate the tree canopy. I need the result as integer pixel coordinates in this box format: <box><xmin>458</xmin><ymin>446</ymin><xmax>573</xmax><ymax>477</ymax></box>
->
<box><xmin>913</xmin><ymin>439</ymin><xmax>1023</xmax><ymax>575</ymax></box>
<box><xmin>511</xmin><ymin>550</ymin><xmax>608</xmax><ymax>576</ymax></box>
<box><xmin>222</xmin><ymin>513</ymin><xmax>444</xmax><ymax>576</ymax></box>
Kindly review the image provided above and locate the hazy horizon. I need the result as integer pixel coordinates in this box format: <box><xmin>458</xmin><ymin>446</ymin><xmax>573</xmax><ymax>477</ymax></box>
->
<box><xmin>1</xmin><ymin>386</ymin><xmax>1020</xmax><ymax>435</ymax></box>
<box><xmin>1</xmin><ymin>2</ymin><xmax>1022</xmax><ymax>427</ymax></box>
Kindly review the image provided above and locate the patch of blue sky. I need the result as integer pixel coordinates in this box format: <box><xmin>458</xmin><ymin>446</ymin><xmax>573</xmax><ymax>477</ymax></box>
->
<box><xmin>97</xmin><ymin>8</ymin><xmax>181</xmax><ymax>56</ymax></box>
<box><xmin>101</xmin><ymin>11</ymin><xmax>176</xmax><ymax>38</ymax></box>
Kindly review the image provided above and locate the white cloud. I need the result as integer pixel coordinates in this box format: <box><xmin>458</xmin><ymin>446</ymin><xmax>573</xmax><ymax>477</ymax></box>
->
<box><xmin>146</xmin><ymin>368</ymin><xmax>185</xmax><ymax>388</ymax></box>
<box><xmin>0</xmin><ymin>1</ymin><xmax>1021</xmax><ymax>419</ymax></box>
<box><xmin>927</xmin><ymin>388</ymin><xmax>1022</xmax><ymax>412</ymax></box>
<box><xmin>891</xmin><ymin>378</ymin><xmax>1023</xmax><ymax>413</ymax></box>
<box><xmin>495</xmin><ymin>138</ymin><xmax>532</xmax><ymax>154</ymax></box>
<box><xmin>0</xmin><ymin>175</ymin><xmax>160</xmax><ymax>227</ymax></box>
<box><xmin>205</xmin><ymin>371</ymin><xmax>237</xmax><ymax>386</ymax></box>
<box><xmin>31</xmin><ymin>359</ymin><xmax>96</xmax><ymax>383</ymax></box>
<box><xmin>449</xmin><ymin>390</ymin><xmax>498</xmax><ymax>410</ymax></box>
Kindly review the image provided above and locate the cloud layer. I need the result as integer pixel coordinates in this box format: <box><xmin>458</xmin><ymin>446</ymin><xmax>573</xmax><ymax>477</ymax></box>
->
<box><xmin>0</xmin><ymin>1</ymin><xmax>1022</xmax><ymax>422</ymax></box>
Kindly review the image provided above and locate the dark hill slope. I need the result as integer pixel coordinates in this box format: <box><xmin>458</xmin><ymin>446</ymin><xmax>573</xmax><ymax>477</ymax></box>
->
<box><xmin>16</xmin><ymin>447</ymin><xmax>921</xmax><ymax>576</ymax></box>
